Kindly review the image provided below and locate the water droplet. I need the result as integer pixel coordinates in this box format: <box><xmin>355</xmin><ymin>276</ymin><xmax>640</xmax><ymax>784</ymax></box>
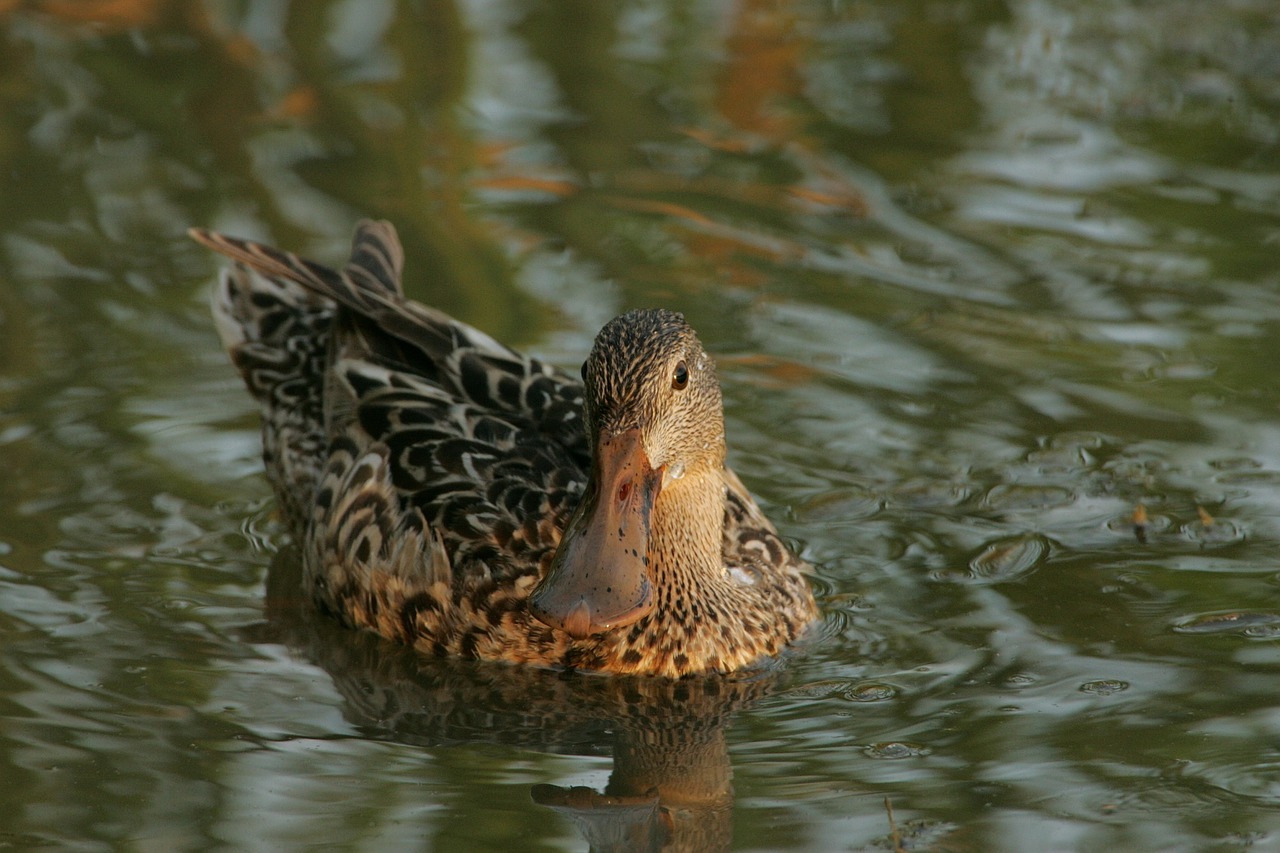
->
<box><xmin>784</xmin><ymin>679</ymin><xmax>852</xmax><ymax>700</ymax></box>
<box><xmin>984</xmin><ymin>484</ymin><xmax>1074</xmax><ymax>511</ymax></box>
<box><xmin>1173</xmin><ymin>610</ymin><xmax>1280</xmax><ymax>637</ymax></box>
<box><xmin>1079</xmin><ymin>679</ymin><xmax>1129</xmax><ymax>696</ymax></box>
<box><xmin>785</xmin><ymin>679</ymin><xmax>897</xmax><ymax>703</ymax></box>
<box><xmin>865</xmin><ymin>741</ymin><xmax>928</xmax><ymax>759</ymax></box>
<box><xmin>1181</xmin><ymin>517</ymin><xmax>1245</xmax><ymax>546</ymax></box>
<box><xmin>967</xmin><ymin>534</ymin><xmax>1050</xmax><ymax>581</ymax></box>
<box><xmin>846</xmin><ymin>682</ymin><xmax>898</xmax><ymax>702</ymax></box>
<box><xmin>1209</xmin><ymin>456</ymin><xmax>1261</xmax><ymax>472</ymax></box>
<box><xmin>934</xmin><ymin>534</ymin><xmax>1050</xmax><ymax>584</ymax></box>
<box><xmin>1108</xmin><ymin>509</ymin><xmax>1171</xmax><ymax>537</ymax></box>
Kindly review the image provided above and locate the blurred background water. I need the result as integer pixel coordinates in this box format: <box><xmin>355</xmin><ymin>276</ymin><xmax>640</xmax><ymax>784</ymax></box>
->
<box><xmin>3</xmin><ymin>0</ymin><xmax>1280</xmax><ymax>850</ymax></box>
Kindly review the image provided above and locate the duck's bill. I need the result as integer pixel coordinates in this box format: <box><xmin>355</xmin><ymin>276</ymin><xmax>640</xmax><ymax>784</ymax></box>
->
<box><xmin>529</xmin><ymin>428</ymin><xmax>659</xmax><ymax>639</ymax></box>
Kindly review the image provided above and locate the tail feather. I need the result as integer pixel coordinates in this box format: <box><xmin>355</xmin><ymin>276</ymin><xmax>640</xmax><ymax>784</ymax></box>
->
<box><xmin>190</xmin><ymin>219</ymin><xmax>408</xmax><ymax>317</ymax></box>
<box><xmin>204</xmin><ymin>243</ymin><xmax>336</xmax><ymax>530</ymax></box>
<box><xmin>345</xmin><ymin>219</ymin><xmax>404</xmax><ymax>297</ymax></box>
<box><xmin>192</xmin><ymin>220</ymin><xmax>524</xmax><ymax>385</ymax></box>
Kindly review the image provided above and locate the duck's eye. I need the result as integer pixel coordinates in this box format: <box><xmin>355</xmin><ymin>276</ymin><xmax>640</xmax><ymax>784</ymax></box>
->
<box><xmin>672</xmin><ymin>360</ymin><xmax>689</xmax><ymax>390</ymax></box>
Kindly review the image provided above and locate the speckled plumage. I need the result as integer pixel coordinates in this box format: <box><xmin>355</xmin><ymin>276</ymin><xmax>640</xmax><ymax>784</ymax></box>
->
<box><xmin>192</xmin><ymin>220</ymin><xmax>817</xmax><ymax>678</ymax></box>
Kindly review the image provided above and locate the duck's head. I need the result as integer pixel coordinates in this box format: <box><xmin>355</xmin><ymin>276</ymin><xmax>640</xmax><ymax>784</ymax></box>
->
<box><xmin>529</xmin><ymin>309</ymin><xmax>726</xmax><ymax>640</ymax></box>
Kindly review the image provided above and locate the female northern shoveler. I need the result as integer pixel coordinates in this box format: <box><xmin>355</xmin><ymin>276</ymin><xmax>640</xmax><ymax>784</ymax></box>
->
<box><xmin>191</xmin><ymin>220</ymin><xmax>816</xmax><ymax>678</ymax></box>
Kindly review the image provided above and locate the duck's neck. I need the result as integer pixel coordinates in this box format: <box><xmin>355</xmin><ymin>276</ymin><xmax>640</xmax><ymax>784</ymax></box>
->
<box><xmin>600</xmin><ymin>466</ymin><xmax>812</xmax><ymax>677</ymax></box>
<box><xmin>650</xmin><ymin>469</ymin><xmax>724</xmax><ymax>583</ymax></box>
<box><xmin>606</xmin><ymin>466</ymin><xmax>769</xmax><ymax>677</ymax></box>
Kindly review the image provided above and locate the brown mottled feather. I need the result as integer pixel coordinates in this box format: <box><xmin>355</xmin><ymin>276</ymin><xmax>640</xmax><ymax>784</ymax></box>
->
<box><xmin>192</xmin><ymin>220</ymin><xmax>816</xmax><ymax>677</ymax></box>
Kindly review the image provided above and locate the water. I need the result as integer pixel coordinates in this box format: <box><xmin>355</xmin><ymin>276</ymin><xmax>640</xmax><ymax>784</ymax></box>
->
<box><xmin>3</xmin><ymin>1</ymin><xmax>1280</xmax><ymax>849</ymax></box>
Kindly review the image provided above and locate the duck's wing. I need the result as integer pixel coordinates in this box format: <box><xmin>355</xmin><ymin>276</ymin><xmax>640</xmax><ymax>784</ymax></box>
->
<box><xmin>192</xmin><ymin>222</ymin><xmax>590</xmax><ymax>584</ymax></box>
<box><xmin>191</xmin><ymin>221</ymin><xmax>586</xmax><ymax>449</ymax></box>
<box><xmin>720</xmin><ymin>467</ymin><xmax>809</xmax><ymax>579</ymax></box>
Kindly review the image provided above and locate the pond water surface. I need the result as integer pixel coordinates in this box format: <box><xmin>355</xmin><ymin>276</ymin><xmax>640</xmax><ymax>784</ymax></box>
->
<box><xmin>4</xmin><ymin>1</ymin><xmax>1280</xmax><ymax>850</ymax></box>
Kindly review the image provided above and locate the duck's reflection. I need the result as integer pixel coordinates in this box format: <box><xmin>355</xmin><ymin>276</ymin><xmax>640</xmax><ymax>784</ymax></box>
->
<box><xmin>258</xmin><ymin>547</ymin><xmax>784</xmax><ymax>852</ymax></box>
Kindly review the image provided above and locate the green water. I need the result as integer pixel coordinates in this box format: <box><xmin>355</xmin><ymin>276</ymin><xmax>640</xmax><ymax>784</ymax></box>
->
<box><xmin>3</xmin><ymin>1</ymin><xmax>1280</xmax><ymax>850</ymax></box>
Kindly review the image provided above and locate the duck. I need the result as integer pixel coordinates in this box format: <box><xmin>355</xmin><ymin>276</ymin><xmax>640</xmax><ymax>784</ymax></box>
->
<box><xmin>190</xmin><ymin>219</ymin><xmax>817</xmax><ymax>678</ymax></box>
